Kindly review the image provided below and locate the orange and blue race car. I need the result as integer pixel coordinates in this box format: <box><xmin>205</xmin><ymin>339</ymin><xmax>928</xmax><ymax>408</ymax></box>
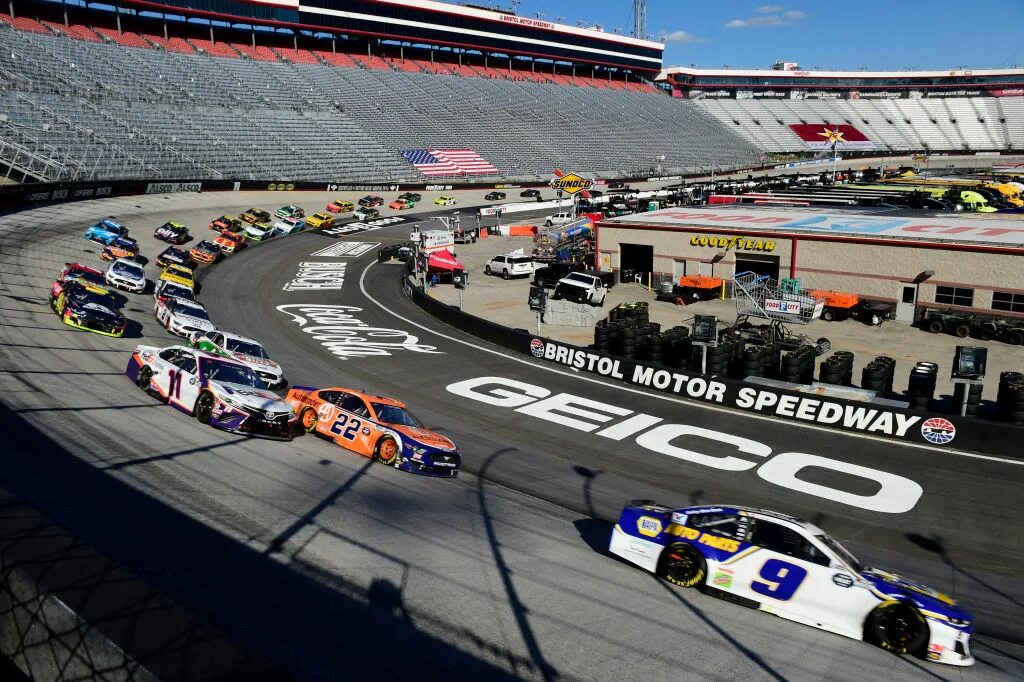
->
<box><xmin>286</xmin><ymin>386</ymin><xmax>460</xmax><ymax>476</ymax></box>
<box><xmin>100</xmin><ymin>236</ymin><xmax>140</xmax><ymax>262</ymax></box>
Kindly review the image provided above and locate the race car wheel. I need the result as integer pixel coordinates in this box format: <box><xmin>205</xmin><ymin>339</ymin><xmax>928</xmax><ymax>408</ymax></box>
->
<box><xmin>136</xmin><ymin>366</ymin><xmax>154</xmax><ymax>392</ymax></box>
<box><xmin>658</xmin><ymin>543</ymin><xmax>706</xmax><ymax>588</ymax></box>
<box><xmin>866</xmin><ymin>601</ymin><xmax>928</xmax><ymax>656</ymax></box>
<box><xmin>193</xmin><ymin>391</ymin><xmax>215</xmax><ymax>425</ymax></box>
<box><xmin>300</xmin><ymin>408</ymin><xmax>318</xmax><ymax>434</ymax></box>
<box><xmin>374</xmin><ymin>437</ymin><xmax>399</xmax><ymax>466</ymax></box>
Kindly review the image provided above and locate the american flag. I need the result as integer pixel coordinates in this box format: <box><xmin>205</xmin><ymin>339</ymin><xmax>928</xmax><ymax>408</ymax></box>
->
<box><xmin>401</xmin><ymin>148</ymin><xmax>498</xmax><ymax>177</ymax></box>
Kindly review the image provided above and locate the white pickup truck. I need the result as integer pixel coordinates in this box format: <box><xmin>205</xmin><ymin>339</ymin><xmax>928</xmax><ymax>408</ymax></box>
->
<box><xmin>553</xmin><ymin>272</ymin><xmax>607</xmax><ymax>306</ymax></box>
<box><xmin>544</xmin><ymin>212</ymin><xmax>573</xmax><ymax>227</ymax></box>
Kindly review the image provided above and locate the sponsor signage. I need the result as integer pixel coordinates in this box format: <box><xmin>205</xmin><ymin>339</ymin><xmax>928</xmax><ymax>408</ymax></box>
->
<box><xmin>426</xmin><ymin>184</ymin><xmax>454</xmax><ymax>191</ymax></box>
<box><xmin>494</xmin><ymin>183</ymin><xmax>521</xmax><ymax>189</ymax></box>
<box><xmin>788</xmin><ymin>124</ymin><xmax>873</xmax><ymax>150</ymax></box>
<box><xmin>549</xmin><ymin>172</ymin><xmax>595</xmax><ymax>196</ymax></box>
<box><xmin>321</xmin><ymin>215</ymin><xmax>412</xmax><ymax>237</ymax></box>
<box><xmin>310</xmin><ymin>242</ymin><xmax>380</xmax><ymax>258</ymax></box>
<box><xmin>266</xmin><ymin>182</ymin><xmax>296</xmax><ymax>191</ymax></box>
<box><xmin>446</xmin><ymin>374</ymin><xmax>924</xmax><ymax>514</ymax></box>
<box><xmin>687</xmin><ymin>89</ymin><xmax>732</xmax><ymax>100</ymax></box>
<box><xmin>764</xmin><ymin>299</ymin><xmax>801</xmax><ymax>315</ymax></box>
<box><xmin>625</xmin><ymin>208</ymin><xmax>1024</xmax><ymax>247</ymax></box>
<box><xmin>690</xmin><ymin>234</ymin><xmax>776</xmax><ymax>251</ymax></box>
<box><xmin>277</xmin><ymin>304</ymin><xmax>441</xmax><ymax>359</ymax></box>
<box><xmin>146</xmin><ymin>182</ymin><xmax>201</xmax><ymax>194</ymax></box>
<box><xmin>282</xmin><ymin>262</ymin><xmax>347</xmax><ymax>291</ymax></box>
<box><xmin>924</xmin><ymin>89</ymin><xmax>985</xmax><ymax>98</ymax></box>
<box><xmin>990</xmin><ymin>88</ymin><xmax>1024</xmax><ymax>97</ymax></box>
<box><xmin>327</xmin><ymin>184</ymin><xmax>398</xmax><ymax>192</ymax></box>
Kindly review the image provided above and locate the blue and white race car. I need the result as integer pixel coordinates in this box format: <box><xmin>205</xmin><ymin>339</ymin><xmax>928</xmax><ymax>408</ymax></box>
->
<box><xmin>274</xmin><ymin>215</ymin><xmax>306</xmax><ymax>236</ymax></box>
<box><xmin>85</xmin><ymin>218</ymin><xmax>129</xmax><ymax>245</ymax></box>
<box><xmin>609</xmin><ymin>502</ymin><xmax>974</xmax><ymax>667</ymax></box>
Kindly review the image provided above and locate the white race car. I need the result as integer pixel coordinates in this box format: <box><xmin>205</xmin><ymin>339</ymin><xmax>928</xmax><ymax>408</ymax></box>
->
<box><xmin>104</xmin><ymin>257</ymin><xmax>146</xmax><ymax>293</ymax></box>
<box><xmin>273</xmin><ymin>216</ymin><xmax>306</xmax><ymax>236</ymax></box>
<box><xmin>126</xmin><ymin>345</ymin><xmax>294</xmax><ymax>440</ymax></box>
<box><xmin>156</xmin><ymin>297</ymin><xmax>215</xmax><ymax>337</ymax></box>
<box><xmin>188</xmin><ymin>330</ymin><xmax>286</xmax><ymax>389</ymax></box>
<box><xmin>610</xmin><ymin>503</ymin><xmax>974</xmax><ymax>667</ymax></box>
<box><xmin>243</xmin><ymin>222</ymin><xmax>275</xmax><ymax>242</ymax></box>
<box><xmin>153</xmin><ymin>280</ymin><xmax>195</xmax><ymax>309</ymax></box>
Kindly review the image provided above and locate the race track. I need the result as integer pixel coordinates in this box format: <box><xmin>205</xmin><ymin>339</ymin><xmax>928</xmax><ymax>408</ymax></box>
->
<box><xmin>0</xmin><ymin>191</ymin><xmax>1021</xmax><ymax>681</ymax></box>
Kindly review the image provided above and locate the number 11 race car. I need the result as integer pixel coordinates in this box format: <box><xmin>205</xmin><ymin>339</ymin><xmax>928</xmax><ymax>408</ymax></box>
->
<box><xmin>286</xmin><ymin>386</ymin><xmax>460</xmax><ymax>476</ymax></box>
<box><xmin>609</xmin><ymin>503</ymin><xmax>974</xmax><ymax>667</ymax></box>
<box><xmin>126</xmin><ymin>345</ymin><xmax>295</xmax><ymax>440</ymax></box>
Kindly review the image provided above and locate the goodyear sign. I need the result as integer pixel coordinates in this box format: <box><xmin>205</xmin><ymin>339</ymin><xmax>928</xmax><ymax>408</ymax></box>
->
<box><xmin>690</xmin><ymin>234</ymin><xmax>776</xmax><ymax>252</ymax></box>
<box><xmin>550</xmin><ymin>172</ymin><xmax>595</xmax><ymax>195</ymax></box>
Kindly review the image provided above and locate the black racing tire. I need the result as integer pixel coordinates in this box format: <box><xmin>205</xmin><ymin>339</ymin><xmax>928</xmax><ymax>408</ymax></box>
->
<box><xmin>137</xmin><ymin>366</ymin><xmax>154</xmax><ymax>392</ymax></box>
<box><xmin>866</xmin><ymin>601</ymin><xmax>929</xmax><ymax>657</ymax></box>
<box><xmin>927</xmin><ymin>319</ymin><xmax>944</xmax><ymax>334</ymax></box>
<box><xmin>375</xmin><ymin>436</ymin><xmax>399</xmax><ymax>466</ymax></box>
<box><xmin>299</xmin><ymin>408</ymin><xmax>318</xmax><ymax>434</ymax></box>
<box><xmin>658</xmin><ymin>543</ymin><xmax>706</xmax><ymax>588</ymax></box>
<box><xmin>193</xmin><ymin>391</ymin><xmax>215</xmax><ymax>425</ymax></box>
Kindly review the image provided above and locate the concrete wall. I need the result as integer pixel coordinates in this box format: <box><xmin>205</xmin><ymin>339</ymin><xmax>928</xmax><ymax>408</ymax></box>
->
<box><xmin>598</xmin><ymin>225</ymin><xmax>1024</xmax><ymax>316</ymax></box>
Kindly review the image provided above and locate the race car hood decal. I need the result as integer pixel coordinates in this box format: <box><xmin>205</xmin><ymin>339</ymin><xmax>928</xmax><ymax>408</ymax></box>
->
<box><xmin>77</xmin><ymin>302</ymin><xmax>122</xmax><ymax>321</ymax></box>
<box><xmin>233</xmin><ymin>353</ymin><xmax>280</xmax><ymax>371</ymax></box>
<box><xmin>860</xmin><ymin>568</ymin><xmax>972</xmax><ymax>622</ymax></box>
<box><xmin>217</xmin><ymin>383</ymin><xmax>291</xmax><ymax>410</ymax></box>
<box><xmin>390</xmin><ymin>426</ymin><xmax>456</xmax><ymax>451</ymax></box>
<box><xmin>174</xmin><ymin>314</ymin><xmax>214</xmax><ymax>330</ymax></box>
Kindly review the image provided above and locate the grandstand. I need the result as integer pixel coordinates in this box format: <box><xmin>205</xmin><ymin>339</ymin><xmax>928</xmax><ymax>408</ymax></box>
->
<box><xmin>0</xmin><ymin>2</ymin><xmax>759</xmax><ymax>182</ymax></box>
<box><xmin>661</xmin><ymin>66</ymin><xmax>1024</xmax><ymax>154</ymax></box>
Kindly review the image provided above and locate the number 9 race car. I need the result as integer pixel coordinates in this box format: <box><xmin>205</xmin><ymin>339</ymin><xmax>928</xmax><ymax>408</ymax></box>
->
<box><xmin>126</xmin><ymin>345</ymin><xmax>295</xmax><ymax>440</ymax></box>
<box><xmin>286</xmin><ymin>386</ymin><xmax>460</xmax><ymax>476</ymax></box>
<box><xmin>609</xmin><ymin>502</ymin><xmax>974</xmax><ymax>667</ymax></box>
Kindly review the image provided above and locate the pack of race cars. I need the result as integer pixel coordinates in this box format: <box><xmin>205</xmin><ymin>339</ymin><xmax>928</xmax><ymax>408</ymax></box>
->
<box><xmin>56</xmin><ymin>197</ymin><xmax>978</xmax><ymax>669</ymax></box>
<box><xmin>51</xmin><ymin>209</ymin><xmax>464</xmax><ymax>478</ymax></box>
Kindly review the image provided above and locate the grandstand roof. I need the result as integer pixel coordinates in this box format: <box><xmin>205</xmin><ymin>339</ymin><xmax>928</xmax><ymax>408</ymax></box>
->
<box><xmin>603</xmin><ymin>205</ymin><xmax>1024</xmax><ymax>250</ymax></box>
<box><xmin>658</xmin><ymin>66</ymin><xmax>1024</xmax><ymax>81</ymax></box>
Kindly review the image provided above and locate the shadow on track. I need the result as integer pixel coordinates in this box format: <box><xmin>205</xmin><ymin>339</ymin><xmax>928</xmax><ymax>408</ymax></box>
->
<box><xmin>0</xmin><ymin>402</ymin><xmax>519</xmax><ymax>682</ymax></box>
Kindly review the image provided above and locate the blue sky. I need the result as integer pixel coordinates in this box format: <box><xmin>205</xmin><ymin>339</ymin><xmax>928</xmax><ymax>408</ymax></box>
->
<box><xmin>497</xmin><ymin>0</ymin><xmax>1024</xmax><ymax>71</ymax></box>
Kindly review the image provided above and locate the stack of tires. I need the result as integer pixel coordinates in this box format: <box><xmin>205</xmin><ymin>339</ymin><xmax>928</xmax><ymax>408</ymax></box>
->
<box><xmin>661</xmin><ymin>326</ymin><xmax>691</xmax><ymax>368</ymax></box>
<box><xmin>698</xmin><ymin>341</ymin><xmax>733</xmax><ymax>376</ymax></box>
<box><xmin>860</xmin><ymin>356</ymin><xmax>895</xmax><ymax>396</ymax></box>
<box><xmin>997</xmin><ymin>372</ymin><xmax>1024</xmax><ymax>423</ymax></box>
<box><xmin>906</xmin><ymin>362</ymin><xmax>938</xmax><ymax>410</ymax></box>
<box><xmin>779</xmin><ymin>347</ymin><xmax>815</xmax><ymax>384</ymax></box>
<box><xmin>819</xmin><ymin>351</ymin><xmax>855</xmax><ymax>385</ymax></box>
<box><xmin>741</xmin><ymin>344</ymin><xmax>768</xmax><ymax>379</ymax></box>
<box><xmin>594</xmin><ymin>319</ymin><xmax>612</xmax><ymax>354</ymax></box>
<box><xmin>608</xmin><ymin>302</ymin><xmax>649</xmax><ymax>325</ymax></box>
<box><xmin>952</xmin><ymin>382</ymin><xmax>983</xmax><ymax>417</ymax></box>
<box><xmin>636</xmin><ymin>325</ymin><xmax>664</xmax><ymax>362</ymax></box>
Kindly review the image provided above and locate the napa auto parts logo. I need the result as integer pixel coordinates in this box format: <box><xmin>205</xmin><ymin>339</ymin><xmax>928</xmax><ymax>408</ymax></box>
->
<box><xmin>550</xmin><ymin>171</ymin><xmax>594</xmax><ymax>196</ymax></box>
<box><xmin>920</xmin><ymin>417</ymin><xmax>956</xmax><ymax>444</ymax></box>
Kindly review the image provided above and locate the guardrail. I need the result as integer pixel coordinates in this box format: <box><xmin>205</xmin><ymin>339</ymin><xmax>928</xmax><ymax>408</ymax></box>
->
<box><xmin>403</xmin><ymin>275</ymin><xmax>1024</xmax><ymax>457</ymax></box>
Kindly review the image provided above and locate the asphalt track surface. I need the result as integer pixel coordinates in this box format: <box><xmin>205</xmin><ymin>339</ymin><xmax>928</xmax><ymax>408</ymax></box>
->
<box><xmin>0</xmin><ymin>191</ymin><xmax>1021</xmax><ymax>681</ymax></box>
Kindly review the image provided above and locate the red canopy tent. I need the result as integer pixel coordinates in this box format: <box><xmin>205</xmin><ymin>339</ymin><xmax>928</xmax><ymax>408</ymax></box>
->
<box><xmin>427</xmin><ymin>249</ymin><xmax>463</xmax><ymax>271</ymax></box>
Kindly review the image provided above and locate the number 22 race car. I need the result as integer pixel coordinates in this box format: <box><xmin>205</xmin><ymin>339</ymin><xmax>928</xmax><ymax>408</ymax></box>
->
<box><xmin>609</xmin><ymin>502</ymin><xmax>974</xmax><ymax>667</ymax></box>
<box><xmin>286</xmin><ymin>386</ymin><xmax>460</xmax><ymax>476</ymax></box>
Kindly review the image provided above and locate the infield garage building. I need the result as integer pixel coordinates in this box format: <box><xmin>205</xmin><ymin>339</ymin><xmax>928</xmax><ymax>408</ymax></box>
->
<box><xmin>596</xmin><ymin>205</ymin><xmax>1024</xmax><ymax>322</ymax></box>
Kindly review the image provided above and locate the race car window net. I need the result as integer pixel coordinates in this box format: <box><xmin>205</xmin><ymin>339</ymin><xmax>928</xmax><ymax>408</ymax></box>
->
<box><xmin>816</xmin><ymin>534</ymin><xmax>864</xmax><ymax>573</ymax></box>
<box><xmin>687</xmin><ymin>513</ymin><xmax>743</xmax><ymax>540</ymax></box>
<box><xmin>340</xmin><ymin>395</ymin><xmax>370</xmax><ymax>417</ymax></box>
<box><xmin>112</xmin><ymin>261</ymin><xmax>140</xmax><ymax>276</ymax></box>
<box><xmin>749</xmin><ymin>521</ymin><xmax>830</xmax><ymax>567</ymax></box>
<box><xmin>372</xmin><ymin>404</ymin><xmax>422</xmax><ymax>428</ymax></box>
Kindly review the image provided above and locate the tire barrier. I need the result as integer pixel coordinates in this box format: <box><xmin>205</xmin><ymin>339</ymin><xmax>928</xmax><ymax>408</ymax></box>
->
<box><xmin>997</xmin><ymin>372</ymin><xmax>1024</xmax><ymax>423</ymax></box>
<box><xmin>819</xmin><ymin>350</ymin><xmax>855</xmax><ymax>386</ymax></box>
<box><xmin>906</xmin><ymin>362</ymin><xmax>938</xmax><ymax>412</ymax></box>
<box><xmin>953</xmin><ymin>382</ymin><xmax>984</xmax><ymax>417</ymax></box>
<box><xmin>779</xmin><ymin>346</ymin><xmax>815</xmax><ymax>385</ymax></box>
<box><xmin>859</xmin><ymin>355</ymin><xmax>895</xmax><ymax>397</ymax></box>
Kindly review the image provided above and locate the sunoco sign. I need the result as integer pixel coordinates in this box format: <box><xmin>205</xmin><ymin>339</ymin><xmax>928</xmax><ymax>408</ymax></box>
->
<box><xmin>550</xmin><ymin>172</ymin><xmax>595</xmax><ymax>195</ymax></box>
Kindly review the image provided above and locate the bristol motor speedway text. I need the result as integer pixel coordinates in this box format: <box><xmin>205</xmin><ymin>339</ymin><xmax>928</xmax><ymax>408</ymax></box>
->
<box><xmin>535</xmin><ymin>341</ymin><xmax>922</xmax><ymax>438</ymax></box>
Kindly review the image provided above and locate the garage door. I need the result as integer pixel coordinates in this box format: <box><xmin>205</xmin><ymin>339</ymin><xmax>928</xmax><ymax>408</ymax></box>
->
<box><xmin>734</xmin><ymin>254</ymin><xmax>780</xmax><ymax>281</ymax></box>
<box><xmin>619</xmin><ymin>243</ymin><xmax>654</xmax><ymax>282</ymax></box>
